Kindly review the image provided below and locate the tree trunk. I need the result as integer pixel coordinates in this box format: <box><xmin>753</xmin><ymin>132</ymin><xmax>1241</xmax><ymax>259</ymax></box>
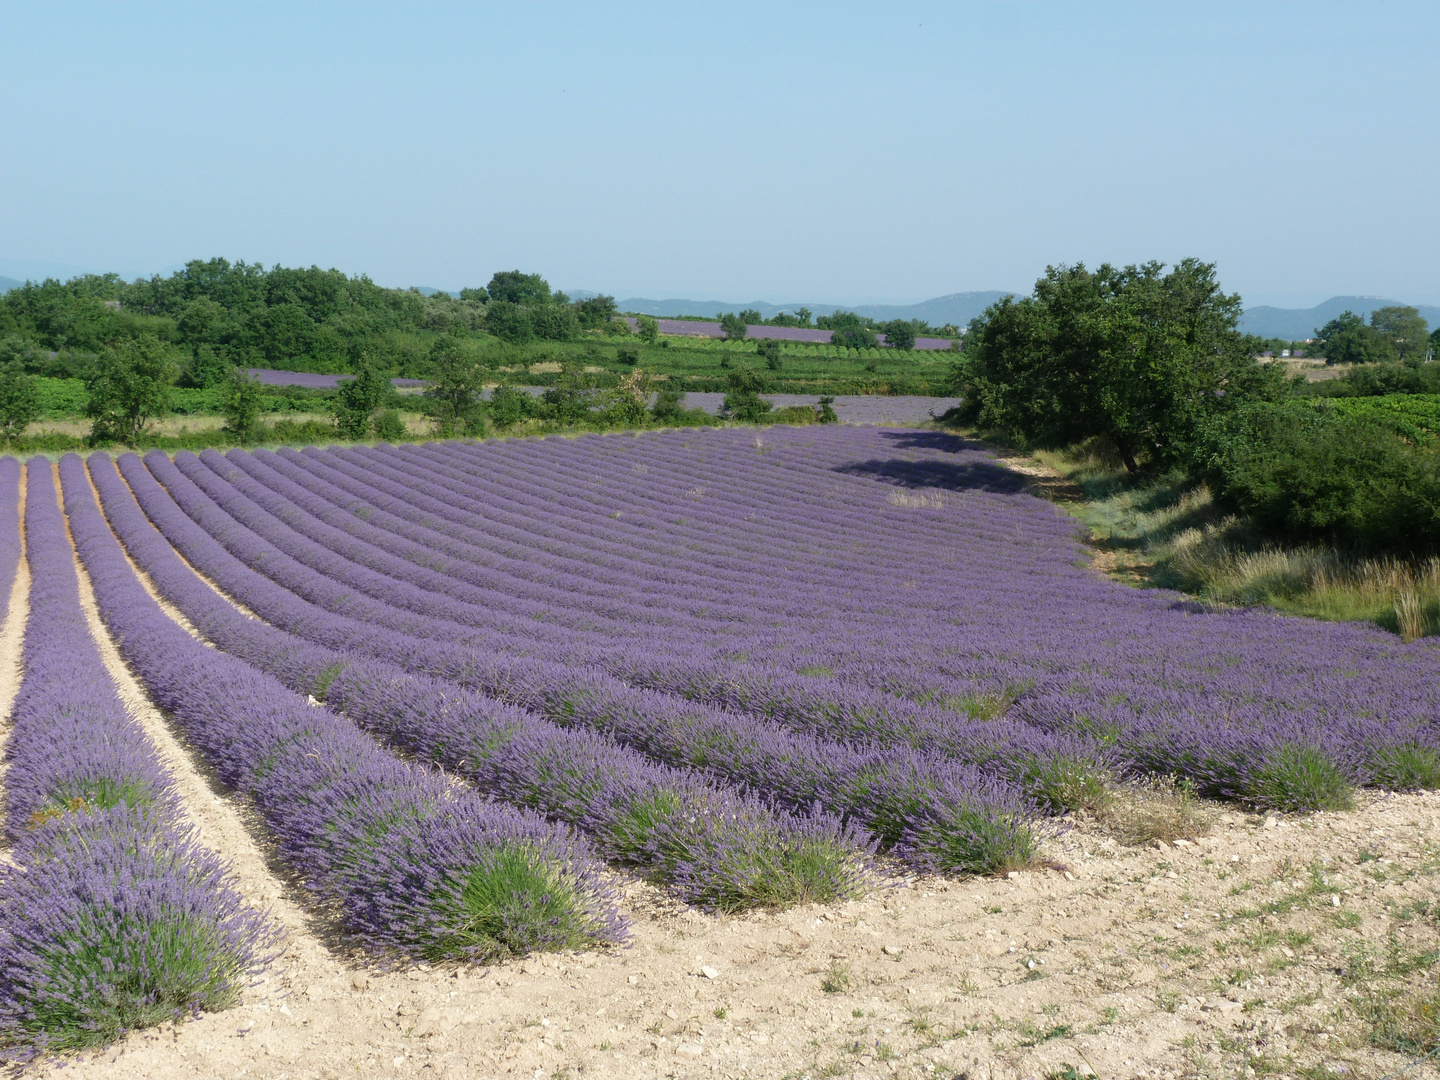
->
<box><xmin>1115</xmin><ymin>438</ymin><xmax>1140</xmax><ymax>475</ymax></box>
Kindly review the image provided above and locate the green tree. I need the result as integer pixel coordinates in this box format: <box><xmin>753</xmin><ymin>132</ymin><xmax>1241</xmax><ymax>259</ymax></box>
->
<box><xmin>84</xmin><ymin>335</ymin><xmax>177</xmax><ymax>444</ymax></box>
<box><xmin>795</xmin><ymin>307</ymin><xmax>813</xmax><ymax>327</ymax></box>
<box><xmin>0</xmin><ymin>358</ymin><xmax>40</xmax><ymax>443</ymax></box>
<box><xmin>485</xmin><ymin>271</ymin><xmax>551</xmax><ymax>306</ymax></box>
<box><xmin>952</xmin><ymin>259</ymin><xmax>1283</xmax><ymax>474</ymax></box>
<box><xmin>333</xmin><ymin>358</ymin><xmax>388</xmax><ymax>439</ymax></box>
<box><xmin>600</xmin><ymin>368</ymin><xmax>653</xmax><ymax>427</ymax></box>
<box><xmin>423</xmin><ymin>335</ymin><xmax>486</xmax><ymax>436</ymax></box>
<box><xmin>718</xmin><ymin>312</ymin><xmax>748</xmax><ymax>342</ymax></box>
<box><xmin>221</xmin><ymin>367</ymin><xmax>265</xmax><ymax>444</ymax></box>
<box><xmin>636</xmin><ymin>315</ymin><xmax>659</xmax><ymax>344</ymax></box>
<box><xmin>651</xmin><ymin>385</ymin><xmax>686</xmax><ymax>423</ymax></box>
<box><xmin>185</xmin><ymin>344</ymin><xmax>233</xmax><ymax>389</ymax></box>
<box><xmin>530</xmin><ymin>303</ymin><xmax>579</xmax><ymax>341</ymax></box>
<box><xmin>573</xmin><ymin>295</ymin><xmax>618</xmax><ymax>329</ymax></box>
<box><xmin>738</xmin><ymin>309</ymin><xmax>763</xmax><ymax>325</ymax></box>
<box><xmin>830</xmin><ymin>324</ymin><xmax>878</xmax><ymax>349</ymax></box>
<box><xmin>487</xmin><ymin>384</ymin><xmax>532</xmax><ymax>428</ymax></box>
<box><xmin>756</xmin><ymin>338</ymin><xmax>784</xmax><ymax>370</ymax></box>
<box><xmin>1314</xmin><ymin>312</ymin><xmax>1395</xmax><ymax>366</ymax></box>
<box><xmin>721</xmin><ymin>368</ymin><xmax>772</xmax><ymax>422</ymax></box>
<box><xmin>820</xmin><ymin>311</ymin><xmax>877</xmax><ymax>349</ymax></box>
<box><xmin>484</xmin><ymin>300</ymin><xmax>535</xmax><ymax>344</ymax></box>
<box><xmin>1369</xmin><ymin>306</ymin><xmax>1430</xmax><ymax>362</ymax></box>
<box><xmin>881</xmin><ymin>320</ymin><xmax>917</xmax><ymax>350</ymax></box>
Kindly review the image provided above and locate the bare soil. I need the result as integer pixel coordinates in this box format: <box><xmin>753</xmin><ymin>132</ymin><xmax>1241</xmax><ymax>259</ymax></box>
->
<box><xmin>21</xmin><ymin>794</ymin><xmax>1438</xmax><ymax>1080</ymax></box>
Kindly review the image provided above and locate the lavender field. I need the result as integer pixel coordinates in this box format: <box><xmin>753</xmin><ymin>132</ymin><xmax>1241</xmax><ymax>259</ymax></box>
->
<box><xmin>4</xmin><ymin>426</ymin><xmax>1439</xmax><ymax>1053</ymax></box>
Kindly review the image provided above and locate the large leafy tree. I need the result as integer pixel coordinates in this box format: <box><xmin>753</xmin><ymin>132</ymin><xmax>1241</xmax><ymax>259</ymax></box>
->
<box><xmin>718</xmin><ymin>312</ymin><xmax>748</xmax><ymax>342</ymax></box>
<box><xmin>423</xmin><ymin>335</ymin><xmax>486</xmax><ymax>436</ymax></box>
<box><xmin>1368</xmin><ymin>306</ymin><xmax>1430</xmax><ymax>362</ymax></box>
<box><xmin>485</xmin><ymin>271</ymin><xmax>551</xmax><ymax>306</ymax></box>
<box><xmin>1314</xmin><ymin>312</ymin><xmax>1395</xmax><ymax>366</ymax></box>
<box><xmin>332</xmin><ymin>357</ymin><xmax>389</xmax><ymax>438</ymax></box>
<box><xmin>952</xmin><ymin>259</ymin><xmax>1282</xmax><ymax>473</ymax></box>
<box><xmin>0</xmin><ymin>358</ymin><xmax>40</xmax><ymax>443</ymax></box>
<box><xmin>84</xmin><ymin>335</ymin><xmax>178</xmax><ymax>444</ymax></box>
<box><xmin>881</xmin><ymin>320</ymin><xmax>917</xmax><ymax>351</ymax></box>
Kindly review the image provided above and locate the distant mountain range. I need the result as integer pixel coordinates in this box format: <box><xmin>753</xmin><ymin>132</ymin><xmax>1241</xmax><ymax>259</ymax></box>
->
<box><xmin>0</xmin><ymin>276</ymin><xmax>23</xmax><ymax>294</ymax></box>
<box><xmin>1238</xmin><ymin>296</ymin><xmax>1440</xmax><ymax>340</ymax></box>
<box><xmin>614</xmin><ymin>291</ymin><xmax>1014</xmax><ymax>326</ymax></box>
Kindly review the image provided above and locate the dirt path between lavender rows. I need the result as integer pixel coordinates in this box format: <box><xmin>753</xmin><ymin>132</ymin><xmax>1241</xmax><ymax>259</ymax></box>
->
<box><xmin>17</xmin><ymin>461</ymin><xmax>1440</xmax><ymax>1080</ymax></box>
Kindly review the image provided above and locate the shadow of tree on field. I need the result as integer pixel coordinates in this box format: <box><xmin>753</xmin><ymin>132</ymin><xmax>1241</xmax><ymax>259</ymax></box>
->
<box><xmin>832</xmin><ymin>429</ymin><xmax>1031</xmax><ymax>495</ymax></box>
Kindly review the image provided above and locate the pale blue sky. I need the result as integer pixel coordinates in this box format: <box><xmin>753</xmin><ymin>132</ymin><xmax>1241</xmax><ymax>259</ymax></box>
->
<box><xmin>2</xmin><ymin>1</ymin><xmax>1436</xmax><ymax>307</ymax></box>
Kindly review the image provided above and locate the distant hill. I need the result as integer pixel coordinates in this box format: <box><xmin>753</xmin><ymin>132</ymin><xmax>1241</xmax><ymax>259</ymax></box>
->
<box><xmin>1239</xmin><ymin>296</ymin><xmax>1440</xmax><ymax>340</ymax></box>
<box><xmin>617</xmin><ymin>291</ymin><xmax>1014</xmax><ymax>326</ymax></box>
<box><xmin>0</xmin><ymin>275</ymin><xmax>23</xmax><ymax>294</ymax></box>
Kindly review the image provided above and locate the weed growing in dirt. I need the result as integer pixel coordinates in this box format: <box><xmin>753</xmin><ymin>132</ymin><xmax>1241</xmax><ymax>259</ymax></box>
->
<box><xmin>820</xmin><ymin>962</ymin><xmax>851</xmax><ymax>994</ymax></box>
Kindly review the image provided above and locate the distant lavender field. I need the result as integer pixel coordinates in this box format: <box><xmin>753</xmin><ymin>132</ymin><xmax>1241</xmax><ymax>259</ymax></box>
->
<box><xmin>247</xmin><ymin>368</ymin><xmax>429</xmax><ymax>390</ymax></box>
<box><xmin>622</xmin><ymin>318</ymin><xmax>958</xmax><ymax>350</ymax></box>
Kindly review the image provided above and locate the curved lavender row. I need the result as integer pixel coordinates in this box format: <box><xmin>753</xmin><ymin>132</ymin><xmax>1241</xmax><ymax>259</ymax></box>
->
<box><xmin>279</xmin><ymin>440</ymin><xmax>1037</xmax><ymax>709</ymax></box>
<box><xmin>57</xmin><ymin>454</ymin><xmax>623</xmax><ymax>960</ymax></box>
<box><xmin>390</xmin><ymin>433</ymin><xmax>1440</xmax><ymax>729</ymax></box>
<box><xmin>333</xmin><ymin>436</ymin><xmax>1440</xmax><ymax>805</ymax></box>
<box><xmin>191</xmin><ymin>444</ymin><xmax>1432</xmax><ymax>809</ymax></box>
<box><xmin>200</xmin><ymin>447</ymin><xmax>1106</xmax><ymax>809</ymax></box>
<box><xmin>6</xmin><ymin>462</ymin><xmax>178</xmax><ymax>831</ymax></box>
<box><xmin>0</xmin><ymin>459</ymin><xmax>17</xmax><ymax>625</ymax></box>
<box><xmin>87</xmin><ymin>453</ymin><xmax>872</xmax><ymax>909</ymax></box>
<box><xmin>120</xmin><ymin>453</ymin><xmax>1041</xmax><ymax>872</ymax></box>
<box><xmin>0</xmin><ymin>461</ymin><xmax>271</xmax><ymax>1054</ymax></box>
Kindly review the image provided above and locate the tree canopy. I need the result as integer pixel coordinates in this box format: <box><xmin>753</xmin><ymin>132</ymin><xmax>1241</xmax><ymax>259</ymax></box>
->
<box><xmin>1368</xmin><ymin>306</ymin><xmax>1430</xmax><ymax>362</ymax></box>
<box><xmin>951</xmin><ymin>259</ymin><xmax>1283</xmax><ymax>473</ymax></box>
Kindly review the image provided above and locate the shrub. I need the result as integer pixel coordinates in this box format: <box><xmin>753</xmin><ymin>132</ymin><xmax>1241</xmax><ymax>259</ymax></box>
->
<box><xmin>1203</xmin><ymin>401</ymin><xmax>1440</xmax><ymax>553</ymax></box>
<box><xmin>487</xmin><ymin>384</ymin><xmax>533</xmax><ymax>428</ymax></box>
<box><xmin>221</xmin><ymin>368</ymin><xmax>264</xmax><ymax>444</ymax></box>
<box><xmin>371</xmin><ymin>409</ymin><xmax>406</xmax><ymax>442</ymax></box>
<box><xmin>756</xmin><ymin>339</ymin><xmax>783</xmax><ymax>370</ymax></box>
<box><xmin>720</xmin><ymin>369</ymin><xmax>772</xmax><ymax>423</ymax></box>
<box><xmin>0</xmin><ymin>359</ymin><xmax>40</xmax><ymax>443</ymax></box>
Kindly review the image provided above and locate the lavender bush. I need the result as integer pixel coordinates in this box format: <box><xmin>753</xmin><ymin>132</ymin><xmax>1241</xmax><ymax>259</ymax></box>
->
<box><xmin>57</xmin><ymin>454</ymin><xmax>624</xmax><ymax>959</ymax></box>
<box><xmin>0</xmin><ymin>461</ymin><xmax>273</xmax><ymax>1055</ymax></box>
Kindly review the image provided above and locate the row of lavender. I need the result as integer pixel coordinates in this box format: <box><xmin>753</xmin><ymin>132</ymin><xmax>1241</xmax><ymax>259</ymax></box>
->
<box><xmin>143</xmin><ymin>446</ymin><xmax>1102</xmax><ymax>815</ymax></box>
<box><xmin>55</xmin><ymin>455</ymin><xmax>626</xmax><ymax>964</ymax></box>
<box><xmin>138</xmin><ymin>431</ymin><xmax>1438</xmax><ymax>810</ymax></box>
<box><xmin>0</xmin><ymin>461</ymin><xmax>271</xmax><ymax>1055</ymax></box>
<box><xmin>95</xmin><ymin>452</ymin><xmax>1039</xmax><ymax>876</ymax></box>
<box><xmin>85</xmin><ymin>452</ymin><xmax>880</xmax><ymax>905</ymax></box>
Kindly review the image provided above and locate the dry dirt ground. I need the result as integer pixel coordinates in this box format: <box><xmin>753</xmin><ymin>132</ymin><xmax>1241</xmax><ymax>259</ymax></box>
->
<box><xmin>4</xmin><ymin>462</ymin><xmax>1438</xmax><ymax>1080</ymax></box>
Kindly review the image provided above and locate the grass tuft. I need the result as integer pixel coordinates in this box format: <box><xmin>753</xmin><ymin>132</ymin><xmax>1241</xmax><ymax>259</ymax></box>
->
<box><xmin>1247</xmin><ymin>745</ymin><xmax>1354</xmax><ymax>812</ymax></box>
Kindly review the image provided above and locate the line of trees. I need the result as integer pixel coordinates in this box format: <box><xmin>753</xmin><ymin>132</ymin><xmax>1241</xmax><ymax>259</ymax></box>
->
<box><xmin>1313</xmin><ymin>306</ymin><xmax>1435</xmax><ymax>366</ymax></box>
<box><xmin>0</xmin><ymin>261</ymin><xmax>637</xmax><ymax>393</ymax></box>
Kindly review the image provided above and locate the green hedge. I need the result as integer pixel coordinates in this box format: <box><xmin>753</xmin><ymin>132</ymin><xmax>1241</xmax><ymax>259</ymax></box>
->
<box><xmin>1205</xmin><ymin>396</ymin><xmax>1440</xmax><ymax>552</ymax></box>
